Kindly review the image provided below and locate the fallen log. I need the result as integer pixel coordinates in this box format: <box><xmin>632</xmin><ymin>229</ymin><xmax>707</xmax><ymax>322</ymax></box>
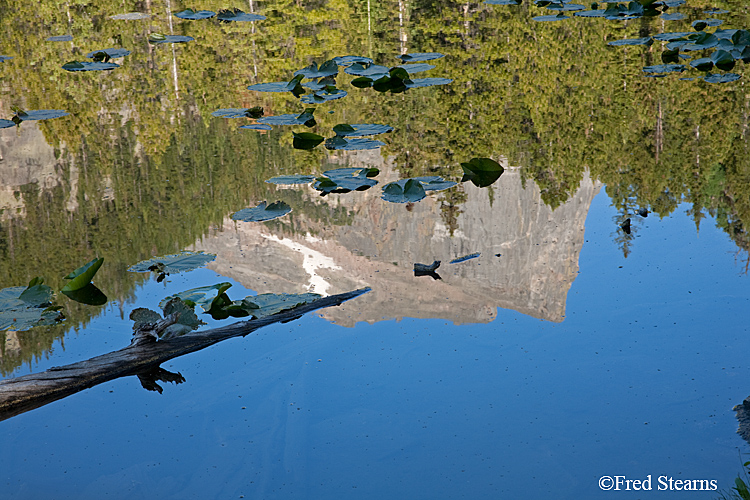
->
<box><xmin>0</xmin><ymin>287</ymin><xmax>370</xmax><ymax>422</ymax></box>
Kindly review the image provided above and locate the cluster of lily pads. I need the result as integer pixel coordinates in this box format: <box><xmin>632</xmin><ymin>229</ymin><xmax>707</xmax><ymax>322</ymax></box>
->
<box><xmin>487</xmin><ymin>0</ymin><xmax>744</xmax><ymax>83</ymax></box>
<box><xmin>0</xmin><ymin>107</ymin><xmax>69</xmax><ymax>129</ymax></box>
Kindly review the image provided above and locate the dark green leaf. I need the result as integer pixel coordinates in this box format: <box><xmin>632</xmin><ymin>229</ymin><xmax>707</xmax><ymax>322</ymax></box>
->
<box><xmin>382</xmin><ymin>178</ymin><xmax>427</xmax><ymax>203</ymax></box>
<box><xmin>460</xmin><ymin>157</ymin><xmax>505</xmax><ymax>188</ymax></box>
<box><xmin>711</xmin><ymin>49</ymin><xmax>735</xmax><ymax>71</ymax></box>
<box><xmin>61</xmin><ymin>283</ymin><xmax>107</xmax><ymax>306</ymax></box>
<box><xmin>292</xmin><ymin>132</ymin><xmax>325</xmax><ymax>150</ymax></box>
<box><xmin>160</xmin><ymin>282</ymin><xmax>233</xmax><ymax>312</ymax></box>
<box><xmin>690</xmin><ymin>57</ymin><xmax>714</xmax><ymax>71</ymax></box>
<box><xmin>265</xmin><ymin>175</ymin><xmax>316</xmax><ymax>185</ymax></box>
<box><xmin>62</xmin><ymin>257</ymin><xmax>104</xmax><ymax>292</ymax></box>
<box><xmin>128</xmin><ymin>251</ymin><xmax>216</xmax><ymax>274</ymax></box>
<box><xmin>232</xmin><ymin>201</ymin><xmax>292</xmax><ymax>222</ymax></box>
<box><xmin>174</xmin><ymin>9</ymin><xmax>216</xmax><ymax>20</ymax></box>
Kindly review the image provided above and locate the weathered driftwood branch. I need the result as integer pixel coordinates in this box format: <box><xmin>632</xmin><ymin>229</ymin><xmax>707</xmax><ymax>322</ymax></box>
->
<box><xmin>0</xmin><ymin>287</ymin><xmax>370</xmax><ymax>422</ymax></box>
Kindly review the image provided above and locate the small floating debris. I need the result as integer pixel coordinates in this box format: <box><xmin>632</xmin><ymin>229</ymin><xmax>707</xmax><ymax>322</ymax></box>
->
<box><xmin>620</xmin><ymin>218</ymin><xmax>631</xmax><ymax>234</ymax></box>
<box><xmin>450</xmin><ymin>253</ymin><xmax>480</xmax><ymax>264</ymax></box>
<box><xmin>414</xmin><ymin>261</ymin><xmax>441</xmax><ymax>280</ymax></box>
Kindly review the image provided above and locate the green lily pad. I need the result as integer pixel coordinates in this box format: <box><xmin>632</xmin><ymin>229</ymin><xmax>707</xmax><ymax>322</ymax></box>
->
<box><xmin>642</xmin><ymin>64</ymin><xmax>687</xmax><ymax>74</ymax></box>
<box><xmin>450</xmin><ymin>253</ymin><xmax>481</xmax><ymax>264</ymax></box>
<box><xmin>397</xmin><ymin>52</ymin><xmax>445</xmax><ymax>62</ymax></box>
<box><xmin>532</xmin><ymin>14</ymin><xmax>569</xmax><ymax>22</ymax></box>
<box><xmin>47</xmin><ymin>35</ymin><xmax>73</xmax><ymax>42</ymax></box>
<box><xmin>239</xmin><ymin>124</ymin><xmax>272</xmax><ymax>131</ymax></box>
<box><xmin>313</xmin><ymin>168</ymin><xmax>379</xmax><ymax>195</ymax></box>
<box><xmin>324</xmin><ymin>137</ymin><xmax>386</xmax><ymax>150</ymax></box>
<box><xmin>293</xmin><ymin>132</ymin><xmax>325</xmax><ymax>150</ymax></box>
<box><xmin>216</xmin><ymin>9</ymin><xmax>266</xmax><ymax>21</ymax></box>
<box><xmin>332</xmin><ymin>123</ymin><xmax>393</xmax><ymax>137</ymax></box>
<box><xmin>212</xmin><ymin>108</ymin><xmax>265</xmax><ymax>119</ymax></box>
<box><xmin>682</xmin><ymin>32</ymin><xmax>718</xmax><ymax>51</ymax></box>
<box><xmin>414</xmin><ymin>176</ymin><xmax>458</xmax><ymax>192</ymax></box>
<box><xmin>704</xmin><ymin>73</ymin><xmax>741</xmax><ymax>83</ymax></box>
<box><xmin>405</xmin><ymin>78</ymin><xmax>453</xmax><ymax>88</ymax></box>
<box><xmin>350</xmin><ymin>76</ymin><xmax>374</xmax><ymax>88</ymax></box>
<box><xmin>0</xmin><ymin>280</ymin><xmax>63</xmax><ymax>332</ymax></box>
<box><xmin>711</xmin><ymin>49</ymin><xmax>735</xmax><ymax>71</ymax></box>
<box><xmin>693</xmin><ymin>19</ymin><xmax>723</xmax><ymax>30</ymax></box>
<box><xmin>248</xmin><ymin>82</ymin><xmax>299</xmax><ymax>93</ymax></box>
<box><xmin>574</xmin><ymin>10</ymin><xmax>607</xmax><ymax>17</ymax></box>
<box><xmin>258</xmin><ymin>114</ymin><xmax>308</xmax><ymax>126</ymax></box>
<box><xmin>61</xmin><ymin>283</ymin><xmax>107</xmax><ymax>306</ymax></box>
<box><xmin>300</xmin><ymin>88</ymin><xmax>347</xmax><ymax>104</ymax></box>
<box><xmin>175</xmin><ymin>9</ymin><xmax>216</xmax><ymax>20</ymax></box>
<box><xmin>461</xmin><ymin>157</ymin><xmax>505</xmax><ymax>188</ymax></box>
<box><xmin>345</xmin><ymin>63</ymin><xmax>390</xmax><ymax>77</ymax></box>
<box><xmin>0</xmin><ymin>56</ymin><xmax>12</xmax><ymax>62</ymax></box>
<box><xmin>608</xmin><ymin>37</ymin><xmax>653</xmax><ymax>46</ymax></box>
<box><xmin>128</xmin><ymin>251</ymin><xmax>216</xmax><ymax>275</ymax></box>
<box><xmin>159</xmin><ymin>282</ymin><xmax>233</xmax><ymax>312</ymax></box>
<box><xmin>211</xmin><ymin>292</ymin><xmax>321</xmax><ymax>320</ymax></box>
<box><xmin>652</xmin><ymin>32</ymin><xmax>692</xmax><ymax>42</ymax></box>
<box><xmin>110</xmin><ymin>12</ymin><xmax>150</xmax><ymax>20</ymax></box>
<box><xmin>294</xmin><ymin>60</ymin><xmax>339</xmax><ymax>79</ymax></box>
<box><xmin>690</xmin><ymin>57</ymin><xmax>714</xmax><ymax>71</ymax></box>
<box><xmin>266</xmin><ymin>175</ymin><xmax>316</xmax><ymax>185</ymax></box>
<box><xmin>661</xmin><ymin>12</ymin><xmax>684</xmax><ymax>21</ymax></box>
<box><xmin>0</xmin><ymin>119</ymin><xmax>16</xmax><ymax>129</ymax></box>
<box><xmin>86</xmin><ymin>48</ymin><xmax>131</xmax><ymax>59</ymax></box>
<box><xmin>232</xmin><ymin>201</ymin><xmax>292</xmax><ymax>222</ymax></box>
<box><xmin>149</xmin><ymin>34</ymin><xmax>194</xmax><ymax>44</ymax></box>
<box><xmin>397</xmin><ymin>63</ymin><xmax>436</xmax><ymax>74</ymax></box>
<box><xmin>62</xmin><ymin>61</ymin><xmax>120</xmax><ymax>71</ymax></box>
<box><xmin>332</xmin><ymin>55</ymin><xmax>373</xmax><ymax>67</ymax></box>
<box><xmin>62</xmin><ymin>257</ymin><xmax>104</xmax><ymax>292</ymax></box>
<box><xmin>382</xmin><ymin>178</ymin><xmax>427</xmax><ymax>203</ymax></box>
<box><xmin>547</xmin><ymin>3</ymin><xmax>585</xmax><ymax>11</ymax></box>
<box><xmin>130</xmin><ymin>298</ymin><xmax>201</xmax><ymax>339</ymax></box>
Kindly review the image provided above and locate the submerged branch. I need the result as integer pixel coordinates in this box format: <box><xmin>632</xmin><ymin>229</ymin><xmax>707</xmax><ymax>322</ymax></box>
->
<box><xmin>0</xmin><ymin>287</ymin><xmax>370</xmax><ymax>422</ymax></box>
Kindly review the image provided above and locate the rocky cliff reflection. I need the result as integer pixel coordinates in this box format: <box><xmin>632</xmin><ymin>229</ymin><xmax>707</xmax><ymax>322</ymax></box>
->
<box><xmin>194</xmin><ymin>150</ymin><xmax>601</xmax><ymax>325</ymax></box>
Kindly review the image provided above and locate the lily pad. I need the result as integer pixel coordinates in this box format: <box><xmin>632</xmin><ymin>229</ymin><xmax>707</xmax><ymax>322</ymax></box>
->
<box><xmin>62</xmin><ymin>257</ymin><xmax>104</xmax><ymax>292</ymax></box>
<box><xmin>110</xmin><ymin>12</ymin><xmax>150</xmax><ymax>20</ymax></box>
<box><xmin>661</xmin><ymin>12</ymin><xmax>684</xmax><ymax>21</ymax></box>
<box><xmin>450</xmin><ymin>253</ymin><xmax>481</xmax><ymax>264</ymax></box>
<box><xmin>11</xmin><ymin>109</ymin><xmax>69</xmax><ymax>123</ymax></box>
<box><xmin>258</xmin><ymin>108</ymin><xmax>316</xmax><ymax>127</ymax></box>
<box><xmin>86</xmin><ymin>48</ymin><xmax>131</xmax><ymax>59</ymax></box>
<box><xmin>652</xmin><ymin>32</ymin><xmax>692</xmax><ymax>42</ymax></box>
<box><xmin>0</xmin><ymin>56</ymin><xmax>12</xmax><ymax>62</ymax></box>
<box><xmin>149</xmin><ymin>34</ymin><xmax>194</xmax><ymax>44</ymax></box>
<box><xmin>397</xmin><ymin>63</ymin><xmax>436</xmax><ymax>74</ymax></box>
<box><xmin>61</xmin><ymin>283</ymin><xmax>107</xmax><ymax>306</ymax></box>
<box><xmin>532</xmin><ymin>14</ymin><xmax>569</xmax><ymax>22</ymax></box>
<box><xmin>175</xmin><ymin>9</ymin><xmax>216</xmax><ymax>20</ymax></box>
<box><xmin>642</xmin><ymin>64</ymin><xmax>687</xmax><ymax>74</ymax></box>
<box><xmin>212</xmin><ymin>292</ymin><xmax>321</xmax><ymax>320</ymax></box>
<box><xmin>414</xmin><ymin>176</ymin><xmax>458</xmax><ymax>192</ymax></box>
<box><xmin>382</xmin><ymin>178</ymin><xmax>427</xmax><ymax>203</ymax></box>
<box><xmin>704</xmin><ymin>73</ymin><xmax>741</xmax><ymax>83</ymax></box>
<box><xmin>690</xmin><ymin>57</ymin><xmax>713</xmax><ymax>71</ymax></box>
<box><xmin>62</xmin><ymin>61</ymin><xmax>120</xmax><ymax>71</ymax></box>
<box><xmin>711</xmin><ymin>49</ymin><xmax>735</xmax><ymax>71</ymax></box>
<box><xmin>300</xmin><ymin>88</ymin><xmax>347</xmax><ymax>104</ymax></box>
<box><xmin>160</xmin><ymin>282</ymin><xmax>233</xmax><ymax>312</ymax></box>
<box><xmin>47</xmin><ymin>35</ymin><xmax>73</xmax><ymax>42</ymax></box>
<box><xmin>461</xmin><ymin>157</ymin><xmax>505</xmax><ymax>188</ymax></box>
<box><xmin>397</xmin><ymin>52</ymin><xmax>445</xmax><ymax>62</ymax></box>
<box><xmin>294</xmin><ymin>60</ymin><xmax>339</xmax><ymax>79</ymax></box>
<box><xmin>0</xmin><ymin>279</ymin><xmax>63</xmax><ymax>332</ymax></box>
<box><xmin>332</xmin><ymin>123</ymin><xmax>393</xmax><ymax>137</ymax></box>
<box><xmin>266</xmin><ymin>175</ymin><xmax>316</xmax><ymax>185</ymax></box>
<box><xmin>574</xmin><ymin>10</ymin><xmax>607</xmax><ymax>17</ymax></box>
<box><xmin>546</xmin><ymin>3</ymin><xmax>585</xmax><ymax>11</ymax></box>
<box><xmin>293</xmin><ymin>132</ymin><xmax>325</xmax><ymax>150</ymax></box>
<box><xmin>0</xmin><ymin>119</ymin><xmax>16</xmax><ymax>129</ymax></box>
<box><xmin>239</xmin><ymin>124</ymin><xmax>272</xmax><ymax>131</ymax></box>
<box><xmin>128</xmin><ymin>251</ymin><xmax>216</xmax><ymax>277</ymax></box>
<box><xmin>314</xmin><ymin>168</ymin><xmax>379</xmax><ymax>195</ymax></box>
<box><xmin>332</xmin><ymin>55</ymin><xmax>373</xmax><ymax>67</ymax></box>
<box><xmin>324</xmin><ymin>137</ymin><xmax>386</xmax><ymax>151</ymax></box>
<box><xmin>232</xmin><ymin>201</ymin><xmax>292</xmax><ymax>222</ymax></box>
<box><xmin>692</xmin><ymin>19</ymin><xmax>723</xmax><ymax>30</ymax></box>
<box><xmin>212</xmin><ymin>108</ymin><xmax>262</xmax><ymax>119</ymax></box>
<box><xmin>608</xmin><ymin>37</ymin><xmax>653</xmax><ymax>46</ymax></box>
<box><xmin>216</xmin><ymin>9</ymin><xmax>266</xmax><ymax>21</ymax></box>
<box><xmin>345</xmin><ymin>63</ymin><xmax>390</xmax><ymax>77</ymax></box>
<box><xmin>682</xmin><ymin>33</ymin><xmax>719</xmax><ymax>51</ymax></box>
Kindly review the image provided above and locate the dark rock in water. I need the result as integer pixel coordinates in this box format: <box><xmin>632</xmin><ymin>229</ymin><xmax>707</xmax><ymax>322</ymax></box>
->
<box><xmin>620</xmin><ymin>218</ymin><xmax>631</xmax><ymax>234</ymax></box>
<box><xmin>734</xmin><ymin>396</ymin><xmax>750</xmax><ymax>444</ymax></box>
<box><xmin>414</xmin><ymin>260</ymin><xmax>441</xmax><ymax>280</ymax></box>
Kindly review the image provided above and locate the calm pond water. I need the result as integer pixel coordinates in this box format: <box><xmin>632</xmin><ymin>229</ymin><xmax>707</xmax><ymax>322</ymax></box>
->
<box><xmin>2</xmin><ymin>0</ymin><xmax>750</xmax><ymax>498</ymax></box>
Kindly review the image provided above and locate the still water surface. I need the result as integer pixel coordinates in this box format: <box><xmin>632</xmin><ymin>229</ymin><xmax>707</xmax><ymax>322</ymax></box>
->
<box><xmin>1</xmin><ymin>0</ymin><xmax>750</xmax><ymax>498</ymax></box>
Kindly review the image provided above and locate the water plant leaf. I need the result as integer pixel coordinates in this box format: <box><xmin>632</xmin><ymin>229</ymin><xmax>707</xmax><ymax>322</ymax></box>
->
<box><xmin>0</xmin><ymin>119</ymin><xmax>16</xmax><ymax>129</ymax></box>
<box><xmin>661</xmin><ymin>48</ymin><xmax>680</xmax><ymax>64</ymax></box>
<box><xmin>174</xmin><ymin>9</ymin><xmax>216</xmax><ymax>20</ymax></box>
<box><xmin>232</xmin><ymin>201</ymin><xmax>292</xmax><ymax>222</ymax></box>
<box><xmin>110</xmin><ymin>12</ymin><xmax>150</xmax><ymax>20</ymax></box>
<box><xmin>149</xmin><ymin>34</ymin><xmax>194</xmax><ymax>44</ymax></box>
<box><xmin>398</xmin><ymin>52</ymin><xmax>445</xmax><ymax>62</ymax></box>
<box><xmin>300</xmin><ymin>88</ymin><xmax>347</xmax><ymax>104</ymax></box>
<box><xmin>128</xmin><ymin>251</ymin><xmax>216</xmax><ymax>278</ymax></box>
<box><xmin>345</xmin><ymin>63</ymin><xmax>390</xmax><ymax>77</ymax></box>
<box><xmin>130</xmin><ymin>307</ymin><xmax>162</xmax><ymax>331</ymax></box>
<box><xmin>324</xmin><ymin>137</ymin><xmax>385</xmax><ymax>150</ymax></box>
<box><xmin>350</xmin><ymin>76</ymin><xmax>374</xmax><ymax>88</ymax></box>
<box><xmin>332</xmin><ymin>55</ymin><xmax>373</xmax><ymax>67</ymax></box>
<box><xmin>652</xmin><ymin>32</ymin><xmax>691</xmax><ymax>41</ymax></box>
<box><xmin>47</xmin><ymin>35</ymin><xmax>73</xmax><ymax>42</ymax></box>
<box><xmin>661</xmin><ymin>12</ymin><xmax>684</xmax><ymax>20</ymax></box>
<box><xmin>332</xmin><ymin>123</ymin><xmax>393</xmax><ymax>137</ymax></box>
<box><xmin>405</xmin><ymin>77</ymin><xmax>453</xmax><ymax>88</ymax></box>
<box><xmin>397</xmin><ymin>63</ymin><xmax>436</xmax><ymax>74</ymax></box>
<box><xmin>159</xmin><ymin>282</ymin><xmax>233</xmax><ymax>312</ymax></box>
<box><xmin>86</xmin><ymin>48</ymin><xmax>131</xmax><ymax>59</ymax></box>
<box><xmin>62</xmin><ymin>257</ymin><xmax>104</xmax><ymax>292</ymax></box>
<box><xmin>574</xmin><ymin>10</ymin><xmax>607</xmax><ymax>17</ymax></box>
<box><xmin>711</xmin><ymin>49</ymin><xmax>735</xmax><ymax>71</ymax></box>
<box><xmin>61</xmin><ymin>283</ymin><xmax>107</xmax><ymax>305</ymax></box>
<box><xmin>532</xmin><ymin>14</ymin><xmax>569</xmax><ymax>21</ymax></box>
<box><xmin>690</xmin><ymin>57</ymin><xmax>713</xmax><ymax>71</ymax></box>
<box><xmin>212</xmin><ymin>293</ymin><xmax>321</xmax><ymax>320</ymax></box>
<box><xmin>240</xmin><ymin>124</ymin><xmax>272</xmax><ymax>131</ymax></box>
<box><xmin>216</xmin><ymin>9</ymin><xmax>266</xmax><ymax>21</ymax></box>
<box><xmin>292</xmin><ymin>132</ymin><xmax>325</xmax><ymax>149</ymax></box>
<box><xmin>248</xmin><ymin>82</ymin><xmax>301</xmax><ymax>93</ymax></box>
<box><xmin>608</xmin><ymin>37</ymin><xmax>653</xmax><ymax>46</ymax></box>
<box><xmin>313</xmin><ymin>168</ymin><xmax>379</xmax><ymax>195</ymax></box>
<box><xmin>266</xmin><ymin>175</ymin><xmax>316</xmax><ymax>185</ymax></box>
<box><xmin>682</xmin><ymin>32</ymin><xmax>718</xmax><ymax>51</ymax></box>
<box><xmin>460</xmin><ymin>157</ymin><xmax>505</xmax><ymax>187</ymax></box>
<box><xmin>160</xmin><ymin>298</ymin><xmax>202</xmax><ymax>338</ymax></box>
<box><xmin>63</xmin><ymin>61</ymin><xmax>120</xmax><ymax>71</ymax></box>
<box><xmin>704</xmin><ymin>73</ymin><xmax>741</xmax><ymax>83</ymax></box>
<box><xmin>547</xmin><ymin>3</ymin><xmax>585</xmax><ymax>11</ymax></box>
<box><xmin>382</xmin><ymin>178</ymin><xmax>427</xmax><ymax>203</ymax></box>
<box><xmin>642</xmin><ymin>64</ymin><xmax>686</xmax><ymax>74</ymax></box>
<box><xmin>0</xmin><ymin>281</ymin><xmax>63</xmax><ymax>332</ymax></box>
<box><xmin>212</xmin><ymin>108</ymin><xmax>256</xmax><ymax>118</ymax></box>
<box><xmin>0</xmin><ymin>56</ymin><xmax>12</xmax><ymax>62</ymax></box>
<box><xmin>450</xmin><ymin>253</ymin><xmax>481</xmax><ymax>264</ymax></box>
<box><xmin>295</xmin><ymin>59</ymin><xmax>339</xmax><ymax>79</ymax></box>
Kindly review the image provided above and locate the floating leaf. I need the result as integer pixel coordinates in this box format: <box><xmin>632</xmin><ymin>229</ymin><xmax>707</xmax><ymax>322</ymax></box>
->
<box><xmin>661</xmin><ymin>48</ymin><xmax>680</xmax><ymax>64</ymax></box>
<box><xmin>332</xmin><ymin>123</ymin><xmax>393</xmax><ymax>137</ymax></box>
<box><xmin>149</xmin><ymin>35</ymin><xmax>194</xmax><ymax>44</ymax></box>
<box><xmin>682</xmin><ymin>32</ymin><xmax>718</xmax><ymax>51</ymax></box>
<box><xmin>0</xmin><ymin>281</ymin><xmax>63</xmax><ymax>332</ymax></box>
<box><xmin>397</xmin><ymin>63</ymin><xmax>436</xmax><ymax>74</ymax></box>
<box><xmin>0</xmin><ymin>55</ymin><xmax>12</xmax><ymax>62</ymax></box>
<box><xmin>213</xmin><ymin>293</ymin><xmax>321</xmax><ymax>320</ymax></box>
<box><xmin>608</xmin><ymin>37</ymin><xmax>653</xmax><ymax>46</ymax></box>
<box><xmin>405</xmin><ymin>77</ymin><xmax>453</xmax><ymax>88</ymax></box>
<box><xmin>266</xmin><ymin>175</ymin><xmax>316</xmax><ymax>185</ymax></box>
<box><xmin>294</xmin><ymin>59</ymin><xmax>339</xmax><ymax>79</ymax></box>
<box><xmin>0</xmin><ymin>119</ymin><xmax>16</xmax><ymax>129</ymax></box>
<box><xmin>382</xmin><ymin>178</ymin><xmax>427</xmax><ymax>203</ymax></box>
<box><xmin>61</xmin><ymin>283</ymin><xmax>107</xmax><ymax>306</ymax></box>
<box><xmin>217</xmin><ymin>9</ymin><xmax>266</xmax><ymax>21</ymax></box>
<box><xmin>130</xmin><ymin>307</ymin><xmax>162</xmax><ymax>331</ymax></box>
<box><xmin>11</xmin><ymin>109</ymin><xmax>68</xmax><ymax>122</ymax></box>
<box><xmin>160</xmin><ymin>298</ymin><xmax>202</xmax><ymax>338</ymax></box>
<box><xmin>248</xmin><ymin>81</ymin><xmax>302</xmax><ymax>93</ymax></box>
<box><xmin>574</xmin><ymin>9</ymin><xmax>607</xmax><ymax>17</ymax></box>
<box><xmin>661</xmin><ymin>12</ymin><xmax>684</xmax><ymax>21</ymax></box>
<box><xmin>300</xmin><ymin>88</ymin><xmax>347</xmax><ymax>104</ymax></box>
<box><xmin>160</xmin><ymin>282</ymin><xmax>233</xmax><ymax>312</ymax></box>
<box><xmin>240</xmin><ymin>124</ymin><xmax>272</xmax><ymax>131</ymax></box>
<box><xmin>63</xmin><ymin>61</ymin><xmax>120</xmax><ymax>71</ymax></box>
<box><xmin>232</xmin><ymin>201</ymin><xmax>292</xmax><ymax>222</ymax></box>
<box><xmin>128</xmin><ymin>251</ymin><xmax>216</xmax><ymax>276</ymax></box>
<box><xmin>642</xmin><ymin>64</ymin><xmax>686</xmax><ymax>74</ymax></box>
<box><xmin>324</xmin><ymin>137</ymin><xmax>385</xmax><ymax>151</ymax></box>
<box><xmin>313</xmin><ymin>168</ymin><xmax>379</xmax><ymax>195</ymax></box>
<box><xmin>460</xmin><ymin>157</ymin><xmax>505</xmax><ymax>188</ymax></box>
<box><xmin>110</xmin><ymin>12</ymin><xmax>150</xmax><ymax>20</ymax></box>
<box><xmin>711</xmin><ymin>49</ymin><xmax>735</xmax><ymax>71</ymax></box>
<box><xmin>350</xmin><ymin>76</ymin><xmax>374</xmax><ymax>88</ymax></box>
<box><xmin>652</xmin><ymin>32</ymin><xmax>692</xmax><ymax>42</ymax></box>
<box><xmin>690</xmin><ymin>57</ymin><xmax>714</xmax><ymax>71</ymax></box>
<box><xmin>86</xmin><ymin>48</ymin><xmax>131</xmax><ymax>59</ymax></box>
<box><xmin>398</xmin><ymin>52</ymin><xmax>445</xmax><ymax>62</ymax></box>
<box><xmin>345</xmin><ymin>63</ymin><xmax>389</xmax><ymax>77</ymax></box>
<box><xmin>62</xmin><ymin>257</ymin><xmax>104</xmax><ymax>292</ymax></box>
<box><xmin>332</xmin><ymin>55</ymin><xmax>373</xmax><ymax>67</ymax></box>
<box><xmin>212</xmin><ymin>108</ymin><xmax>259</xmax><ymax>118</ymax></box>
<box><xmin>174</xmin><ymin>9</ymin><xmax>216</xmax><ymax>20</ymax></box>
<box><xmin>450</xmin><ymin>253</ymin><xmax>481</xmax><ymax>264</ymax></box>
<box><xmin>547</xmin><ymin>3</ymin><xmax>585</xmax><ymax>10</ymax></box>
<box><xmin>47</xmin><ymin>35</ymin><xmax>73</xmax><ymax>42</ymax></box>
<box><xmin>532</xmin><ymin>14</ymin><xmax>569</xmax><ymax>21</ymax></box>
<box><xmin>292</xmin><ymin>132</ymin><xmax>325</xmax><ymax>150</ymax></box>
<box><xmin>704</xmin><ymin>73</ymin><xmax>741</xmax><ymax>83</ymax></box>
